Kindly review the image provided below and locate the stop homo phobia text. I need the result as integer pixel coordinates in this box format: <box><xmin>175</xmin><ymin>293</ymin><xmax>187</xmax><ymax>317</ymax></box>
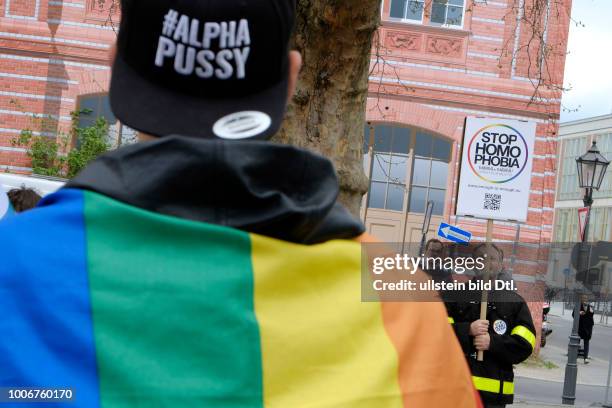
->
<box><xmin>474</xmin><ymin>132</ymin><xmax>522</xmax><ymax>169</ymax></box>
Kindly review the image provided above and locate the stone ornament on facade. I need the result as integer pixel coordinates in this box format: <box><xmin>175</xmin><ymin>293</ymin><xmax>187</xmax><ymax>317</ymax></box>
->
<box><xmin>89</xmin><ymin>0</ymin><xmax>113</xmax><ymax>12</ymax></box>
<box><xmin>425</xmin><ymin>36</ymin><xmax>463</xmax><ymax>58</ymax></box>
<box><xmin>385</xmin><ymin>31</ymin><xmax>421</xmax><ymax>51</ymax></box>
<box><xmin>87</xmin><ymin>0</ymin><xmax>119</xmax><ymax>20</ymax></box>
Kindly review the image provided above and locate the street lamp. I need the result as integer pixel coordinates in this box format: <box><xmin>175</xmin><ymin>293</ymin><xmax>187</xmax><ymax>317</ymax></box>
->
<box><xmin>576</xmin><ymin>141</ymin><xmax>610</xmax><ymax>206</ymax></box>
<box><xmin>562</xmin><ymin>141</ymin><xmax>610</xmax><ymax>405</ymax></box>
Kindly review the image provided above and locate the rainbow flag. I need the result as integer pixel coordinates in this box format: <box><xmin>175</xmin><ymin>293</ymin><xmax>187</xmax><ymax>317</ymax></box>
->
<box><xmin>0</xmin><ymin>189</ymin><xmax>479</xmax><ymax>407</ymax></box>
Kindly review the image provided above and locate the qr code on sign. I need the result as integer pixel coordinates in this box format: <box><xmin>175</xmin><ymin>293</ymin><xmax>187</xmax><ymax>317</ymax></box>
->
<box><xmin>484</xmin><ymin>193</ymin><xmax>501</xmax><ymax>211</ymax></box>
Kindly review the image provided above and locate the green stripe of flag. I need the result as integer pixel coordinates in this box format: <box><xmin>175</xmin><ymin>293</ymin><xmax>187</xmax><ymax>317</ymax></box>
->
<box><xmin>84</xmin><ymin>191</ymin><xmax>263</xmax><ymax>407</ymax></box>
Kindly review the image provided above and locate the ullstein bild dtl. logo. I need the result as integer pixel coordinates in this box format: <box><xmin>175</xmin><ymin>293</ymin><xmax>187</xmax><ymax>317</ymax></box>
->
<box><xmin>467</xmin><ymin>124</ymin><xmax>529</xmax><ymax>184</ymax></box>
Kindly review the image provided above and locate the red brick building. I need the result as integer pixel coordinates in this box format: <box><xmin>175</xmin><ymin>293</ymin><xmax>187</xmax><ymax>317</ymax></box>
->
<box><xmin>1</xmin><ymin>1</ymin><xmax>572</xmax><ymax>244</ymax></box>
<box><xmin>0</xmin><ymin>0</ymin><xmax>573</xmax><ymax>265</ymax></box>
<box><xmin>362</xmin><ymin>0</ymin><xmax>572</xmax><ymax>347</ymax></box>
<box><xmin>0</xmin><ymin>1</ymin><xmax>572</xmax><ymax>229</ymax></box>
<box><xmin>363</xmin><ymin>0</ymin><xmax>571</xmax><ymax>246</ymax></box>
<box><xmin>0</xmin><ymin>0</ymin><xmax>124</xmax><ymax>173</ymax></box>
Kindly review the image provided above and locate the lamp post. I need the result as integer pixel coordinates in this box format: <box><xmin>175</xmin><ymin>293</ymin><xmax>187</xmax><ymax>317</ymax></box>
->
<box><xmin>562</xmin><ymin>141</ymin><xmax>610</xmax><ymax>405</ymax></box>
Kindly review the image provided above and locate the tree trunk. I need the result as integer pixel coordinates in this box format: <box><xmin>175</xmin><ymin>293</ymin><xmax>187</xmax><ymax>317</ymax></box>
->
<box><xmin>272</xmin><ymin>0</ymin><xmax>381</xmax><ymax>216</ymax></box>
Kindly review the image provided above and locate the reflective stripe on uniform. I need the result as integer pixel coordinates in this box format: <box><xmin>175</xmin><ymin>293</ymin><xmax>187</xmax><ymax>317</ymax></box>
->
<box><xmin>472</xmin><ymin>376</ymin><xmax>514</xmax><ymax>395</ymax></box>
<box><xmin>511</xmin><ymin>325</ymin><xmax>536</xmax><ymax>350</ymax></box>
<box><xmin>472</xmin><ymin>376</ymin><xmax>500</xmax><ymax>393</ymax></box>
<box><xmin>448</xmin><ymin>316</ymin><xmax>454</xmax><ymax>324</ymax></box>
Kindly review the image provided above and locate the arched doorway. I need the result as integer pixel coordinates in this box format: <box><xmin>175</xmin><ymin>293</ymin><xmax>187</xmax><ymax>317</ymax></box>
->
<box><xmin>362</xmin><ymin>123</ymin><xmax>454</xmax><ymax>244</ymax></box>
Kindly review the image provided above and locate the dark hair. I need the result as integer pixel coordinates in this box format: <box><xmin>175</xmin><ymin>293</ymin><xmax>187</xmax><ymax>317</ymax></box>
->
<box><xmin>7</xmin><ymin>186</ymin><xmax>42</xmax><ymax>213</ymax></box>
<box><xmin>473</xmin><ymin>242</ymin><xmax>504</xmax><ymax>261</ymax></box>
<box><xmin>425</xmin><ymin>239</ymin><xmax>443</xmax><ymax>251</ymax></box>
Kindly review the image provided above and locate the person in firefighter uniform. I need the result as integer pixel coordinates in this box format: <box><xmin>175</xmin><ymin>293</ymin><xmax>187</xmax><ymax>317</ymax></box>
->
<box><xmin>447</xmin><ymin>243</ymin><xmax>536</xmax><ymax>408</ymax></box>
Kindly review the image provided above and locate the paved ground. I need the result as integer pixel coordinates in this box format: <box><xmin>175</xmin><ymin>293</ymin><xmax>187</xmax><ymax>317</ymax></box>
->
<box><xmin>513</xmin><ymin>302</ymin><xmax>612</xmax><ymax>407</ymax></box>
<box><xmin>515</xmin><ymin>303</ymin><xmax>612</xmax><ymax>387</ymax></box>
<box><xmin>515</xmin><ymin>377</ymin><xmax>609</xmax><ymax>407</ymax></box>
<box><xmin>548</xmin><ymin>302</ymin><xmax>612</xmax><ymax>360</ymax></box>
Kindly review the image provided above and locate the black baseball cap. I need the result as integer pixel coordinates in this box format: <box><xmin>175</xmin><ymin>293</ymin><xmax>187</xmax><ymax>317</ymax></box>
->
<box><xmin>110</xmin><ymin>0</ymin><xmax>295</xmax><ymax>140</ymax></box>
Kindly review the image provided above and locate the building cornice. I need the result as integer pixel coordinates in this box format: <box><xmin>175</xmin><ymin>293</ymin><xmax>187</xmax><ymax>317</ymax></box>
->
<box><xmin>381</xmin><ymin>20</ymin><xmax>472</xmax><ymax>38</ymax></box>
<box><xmin>0</xmin><ymin>40</ymin><xmax>111</xmax><ymax>65</ymax></box>
<box><xmin>560</xmin><ymin>113</ymin><xmax>612</xmax><ymax>127</ymax></box>
<box><xmin>367</xmin><ymin>90</ymin><xmax>560</xmax><ymax>123</ymax></box>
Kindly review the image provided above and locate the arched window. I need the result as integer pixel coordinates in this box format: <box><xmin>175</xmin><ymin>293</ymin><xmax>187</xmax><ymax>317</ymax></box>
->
<box><xmin>364</xmin><ymin>124</ymin><xmax>452</xmax><ymax>216</ymax></box>
<box><xmin>76</xmin><ymin>93</ymin><xmax>137</xmax><ymax>147</ymax></box>
<box><xmin>78</xmin><ymin>93</ymin><xmax>115</xmax><ymax>129</ymax></box>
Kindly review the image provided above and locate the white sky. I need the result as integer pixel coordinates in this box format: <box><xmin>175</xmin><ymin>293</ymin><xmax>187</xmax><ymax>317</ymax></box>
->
<box><xmin>560</xmin><ymin>0</ymin><xmax>612</xmax><ymax>122</ymax></box>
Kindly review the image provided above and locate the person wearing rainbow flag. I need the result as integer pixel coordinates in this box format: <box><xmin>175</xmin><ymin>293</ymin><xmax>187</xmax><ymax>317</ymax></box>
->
<box><xmin>0</xmin><ymin>0</ymin><xmax>481</xmax><ymax>406</ymax></box>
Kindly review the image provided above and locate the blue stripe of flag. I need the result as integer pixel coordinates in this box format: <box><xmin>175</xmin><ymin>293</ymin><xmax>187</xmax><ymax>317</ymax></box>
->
<box><xmin>0</xmin><ymin>189</ymin><xmax>101</xmax><ymax>407</ymax></box>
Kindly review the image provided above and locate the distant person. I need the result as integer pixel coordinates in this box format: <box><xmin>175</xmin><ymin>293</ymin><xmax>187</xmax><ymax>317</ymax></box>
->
<box><xmin>447</xmin><ymin>243</ymin><xmax>535</xmax><ymax>408</ymax></box>
<box><xmin>574</xmin><ymin>295</ymin><xmax>594</xmax><ymax>364</ymax></box>
<box><xmin>423</xmin><ymin>238</ymin><xmax>452</xmax><ymax>284</ymax></box>
<box><xmin>7</xmin><ymin>186</ymin><xmax>41</xmax><ymax>212</ymax></box>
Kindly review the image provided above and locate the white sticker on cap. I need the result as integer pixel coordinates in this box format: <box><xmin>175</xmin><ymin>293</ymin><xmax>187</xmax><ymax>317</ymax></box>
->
<box><xmin>213</xmin><ymin>111</ymin><xmax>271</xmax><ymax>139</ymax></box>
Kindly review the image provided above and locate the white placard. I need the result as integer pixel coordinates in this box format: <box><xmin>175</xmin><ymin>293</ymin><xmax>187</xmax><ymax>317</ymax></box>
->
<box><xmin>456</xmin><ymin>117</ymin><xmax>537</xmax><ymax>222</ymax></box>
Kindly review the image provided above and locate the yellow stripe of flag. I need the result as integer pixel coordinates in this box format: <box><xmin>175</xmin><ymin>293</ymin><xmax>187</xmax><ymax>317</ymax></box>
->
<box><xmin>251</xmin><ymin>234</ymin><xmax>404</xmax><ymax>407</ymax></box>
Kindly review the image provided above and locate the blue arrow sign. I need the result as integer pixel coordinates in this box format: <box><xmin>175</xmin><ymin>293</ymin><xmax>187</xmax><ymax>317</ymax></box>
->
<box><xmin>437</xmin><ymin>222</ymin><xmax>472</xmax><ymax>244</ymax></box>
<box><xmin>563</xmin><ymin>268</ymin><xmax>570</xmax><ymax>277</ymax></box>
